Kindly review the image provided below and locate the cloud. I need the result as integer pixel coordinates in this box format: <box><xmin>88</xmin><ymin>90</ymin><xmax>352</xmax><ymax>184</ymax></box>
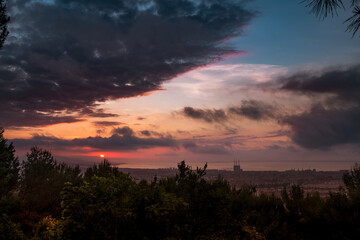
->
<box><xmin>228</xmin><ymin>100</ymin><xmax>277</xmax><ymax>120</ymax></box>
<box><xmin>92</xmin><ymin>121</ymin><xmax>124</xmax><ymax>127</ymax></box>
<box><xmin>279</xmin><ymin>64</ymin><xmax>360</xmax><ymax>104</ymax></box>
<box><xmin>112</xmin><ymin>126</ymin><xmax>134</xmax><ymax>136</ymax></box>
<box><xmin>284</xmin><ymin>106</ymin><xmax>360</xmax><ymax>149</ymax></box>
<box><xmin>182</xmin><ymin>107</ymin><xmax>228</xmax><ymax>123</ymax></box>
<box><xmin>0</xmin><ymin>0</ymin><xmax>255</xmax><ymax>127</ymax></box>
<box><xmin>140</xmin><ymin>130</ymin><xmax>151</xmax><ymax>136</ymax></box>
<box><xmin>181</xmin><ymin>100</ymin><xmax>278</xmax><ymax>123</ymax></box>
<box><xmin>278</xmin><ymin>65</ymin><xmax>360</xmax><ymax>149</ymax></box>
<box><xmin>80</xmin><ymin>109</ymin><xmax>119</xmax><ymax>118</ymax></box>
<box><xmin>182</xmin><ymin>141</ymin><xmax>230</xmax><ymax>155</ymax></box>
<box><xmin>12</xmin><ymin>126</ymin><xmax>177</xmax><ymax>151</ymax></box>
<box><xmin>0</xmin><ymin>110</ymin><xmax>82</xmax><ymax>128</ymax></box>
<box><xmin>0</xmin><ymin>107</ymin><xmax>117</xmax><ymax>128</ymax></box>
<box><xmin>138</xmin><ymin>129</ymin><xmax>169</xmax><ymax>138</ymax></box>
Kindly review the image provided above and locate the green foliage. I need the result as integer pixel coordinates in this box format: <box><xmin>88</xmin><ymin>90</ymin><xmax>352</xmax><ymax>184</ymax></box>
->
<box><xmin>281</xmin><ymin>185</ymin><xmax>305</xmax><ymax>214</ymax></box>
<box><xmin>0</xmin><ymin>213</ymin><xmax>25</xmax><ymax>240</ymax></box>
<box><xmin>175</xmin><ymin>160</ymin><xmax>207</xmax><ymax>182</ymax></box>
<box><xmin>241</xmin><ymin>224</ymin><xmax>266</xmax><ymax>240</ymax></box>
<box><xmin>19</xmin><ymin>146</ymin><xmax>82</xmax><ymax>231</ymax></box>
<box><xmin>32</xmin><ymin>216</ymin><xmax>63</xmax><ymax>240</ymax></box>
<box><xmin>343</xmin><ymin>163</ymin><xmax>360</xmax><ymax>191</ymax></box>
<box><xmin>2</xmin><ymin>139</ymin><xmax>360</xmax><ymax>239</ymax></box>
<box><xmin>60</xmin><ymin>174</ymin><xmax>136</xmax><ymax>240</ymax></box>
<box><xmin>84</xmin><ymin>159</ymin><xmax>123</xmax><ymax>181</ymax></box>
<box><xmin>131</xmin><ymin>182</ymin><xmax>189</xmax><ymax>239</ymax></box>
<box><xmin>0</xmin><ymin>129</ymin><xmax>20</xmax><ymax>199</ymax></box>
<box><xmin>322</xmin><ymin>191</ymin><xmax>354</xmax><ymax>239</ymax></box>
<box><xmin>343</xmin><ymin>163</ymin><xmax>360</xmax><ymax>203</ymax></box>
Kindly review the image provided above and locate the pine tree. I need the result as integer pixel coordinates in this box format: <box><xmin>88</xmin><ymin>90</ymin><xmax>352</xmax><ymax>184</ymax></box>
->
<box><xmin>0</xmin><ymin>129</ymin><xmax>20</xmax><ymax>199</ymax></box>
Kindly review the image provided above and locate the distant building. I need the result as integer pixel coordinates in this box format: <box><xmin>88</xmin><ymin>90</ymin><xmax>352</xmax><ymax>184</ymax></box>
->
<box><xmin>233</xmin><ymin>160</ymin><xmax>243</xmax><ymax>172</ymax></box>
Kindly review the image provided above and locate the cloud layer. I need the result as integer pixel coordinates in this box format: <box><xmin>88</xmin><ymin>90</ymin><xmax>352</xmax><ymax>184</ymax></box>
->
<box><xmin>279</xmin><ymin>65</ymin><xmax>360</xmax><ymax>149</ymax></box>
<box><xmin>181</xmin><ymin>100</ymin><xmax>278</xmax><ymax>123</ymax></box>
<box><xmin>179</xmin><ymin>64</ymin><xmax>360</xmax><ymax>150</ymax></box>
<box><xmin>12</xmin><ymin>126</ymin><xmax>176</xmax><ymax>151</ymax></box>
<box><xmin>280</xmin><ymin>65</ymin><xmax>360</xmax><ymax>104</ymax></box>
<box><xmin>0</xmin><ymin>0</ymin><xmax>255</xmax><ymax>127</ymax></box>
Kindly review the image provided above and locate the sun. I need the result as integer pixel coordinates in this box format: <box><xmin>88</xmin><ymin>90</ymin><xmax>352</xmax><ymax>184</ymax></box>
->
<box><xmin>100</xmin><ymin>154</ymin><xmax>105</xmax><ymax>158</ymax></box>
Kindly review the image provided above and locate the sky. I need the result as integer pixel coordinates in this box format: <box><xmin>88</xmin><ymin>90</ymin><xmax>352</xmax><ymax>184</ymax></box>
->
<box><xmin>1</xmin><ymin>0</ymin><xmax>359</xmax><ymax>170</ymax></box>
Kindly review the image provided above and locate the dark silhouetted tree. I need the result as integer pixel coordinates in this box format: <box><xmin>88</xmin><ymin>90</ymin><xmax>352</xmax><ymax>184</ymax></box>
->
<box><xmin>343</xmin><ymin>163</ymin><xmax>360</xmax><ymax>190</ymax></box>
<box><xmin>0</xmin><ymin>213</ymin><xmax>25</xmax><ymax>240</ymax></box>
<box><xmin>0</xmin><ymin>0</ymin><xmax>9</xmax><ymax>48</ymax></box>
<box><xmin>0</xmin><ymin>129</ymin><xmax>20</xmax><ymax>200</ymax></box>
<box><xmin>175</xmin><ymin>160</ymin><xmax>207</xmax><ymax>183</ymax></box>
<box><xmin>303</xmin><ymin>0</ymin><xmax>360</xmax><ymax>36</ymax></box>
<box><xmin>0</xmin><ymin>129</ymin><xmax>24</xmax><ymax>239</ymax></box>
<box><xmin>61</xmin><ymin>174</ymin><xmax>136</xmax><ymax>240</ymax></box>
<box><xmin>84</xmin><ymin>158</ymin><xmax>123</xmax><ymax>181</ymax></box>
<box><xmin>343</xmin><ymin>163</ymin><xmax>360</xmax><ymax>203</ymax></box>
<box><xmin>19</xmin><ymin>146</ymin><xmax>81</xmax><ymax>231</ymax></box>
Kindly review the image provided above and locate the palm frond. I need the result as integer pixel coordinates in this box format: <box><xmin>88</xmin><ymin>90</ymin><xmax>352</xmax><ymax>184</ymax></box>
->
<box><xmin>345</xmin><ymin>6</ymin><xmax>360</xmax><ymax>37</ymax></box>
<box><xmin>303</xmin><ymin>0</ymin><xmax>345</xmax><ymax>18</ymax></box>
<box><xmin>351</xmin><ymin>0</ymin><xmax>360</xmax><ymax>6</ymax></box>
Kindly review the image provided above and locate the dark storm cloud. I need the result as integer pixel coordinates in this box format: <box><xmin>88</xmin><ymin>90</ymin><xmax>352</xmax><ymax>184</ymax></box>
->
<box><xmin>181</xmin><ymin>100</ymin><xmax>278</xmax><ymax>123</ymax></box>
<box><xmin>284</xmin><ymin>106</ymin><xmax>360</xmax><ymax>149</ymax></box>
<box><xmin>92</xmin><ymin>121</ymin><xmax>124</xmax><ymax>127</ymax></box>
<box><xmin>182</xmin><ymin>107</ymin><xmax>228</xmax><ymax>123</ymax></box>
<box><xmin>0</xmin><ymin>0</ymin><xmax>255</xmax><ymax>127</ymax></box>
<box><xmin>0</xmin><ymin>110</ymin><xmax>82</xmax><ymax>128</ymax></box>
<box><xmin>112</xmin><ymin>126</ymin><xmax>134</xmax><ymax>136</ymax></box>
<box><xmin>280</xmin><ymin>65</ymin><xmax>360</xmax><ymax>104</ymax></box>
<box><xmin>140</xmin><ymin>130</ymin><xmax>151</xmax><ymax>136</ymax></box>
<box><xmin>228</xmin><ymin>100</ymin><xmax>276</xmax><ymax>120</ymax></box>
<box><xmin>182</xmin><ymin>141</ymin><xmax>229</xmax><ymax>154</ymax></box>
<box><xmin>139</xmin><ymin>129</ymin><xmax>170</xmax><ymax>138</ymax></box>
<box><xmin>278</xmin><ymin>65</ymin><xmax>360</xmax><ymax>149</ymax></box>
<box><xmin>12</xmin><ymin>126</ymin><xmax>177</xmax><ymax>151</ymax></box>
<box><xmin>80</xmin><ymin>109</ymin><xmax>119</xmax><ymax>118</ymax></box>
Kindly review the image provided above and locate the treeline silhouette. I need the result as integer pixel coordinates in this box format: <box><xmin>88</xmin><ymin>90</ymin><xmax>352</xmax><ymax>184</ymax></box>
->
<box><xmin>1</xmin><ymin>129</ymin><xmax>360</xmax><ymax>240</ymax></box>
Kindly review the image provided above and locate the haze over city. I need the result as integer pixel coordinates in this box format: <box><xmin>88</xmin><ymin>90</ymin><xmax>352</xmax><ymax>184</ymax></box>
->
<box><xmin>1</xmin><ymin>0</ymin><xmax>359</xmax><ymax>170</ymax></box>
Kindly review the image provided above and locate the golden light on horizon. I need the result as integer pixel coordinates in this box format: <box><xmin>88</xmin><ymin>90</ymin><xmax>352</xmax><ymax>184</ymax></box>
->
<box><xmin>100</xmin><ymin>154</ymin><xmax>105</xmax><ymax>158</ymax></box>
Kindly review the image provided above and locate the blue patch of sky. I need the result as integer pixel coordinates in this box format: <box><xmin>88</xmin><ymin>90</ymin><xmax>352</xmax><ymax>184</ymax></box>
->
<box><xmin>223</xmin><ymin>0</ymin><xmax>360</xmax><ymax>67</ymax></box>
<box><xmin>32</xmin><ymin>0</ymin><xmax>55</xmax><ymax>4</ymax></box>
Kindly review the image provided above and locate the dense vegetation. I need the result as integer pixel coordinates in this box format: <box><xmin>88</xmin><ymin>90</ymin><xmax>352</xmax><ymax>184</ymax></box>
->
<box><xmin>1</xmin><ymin>129</ymin><xmax>360</xmax><ymax>240</ymax></box>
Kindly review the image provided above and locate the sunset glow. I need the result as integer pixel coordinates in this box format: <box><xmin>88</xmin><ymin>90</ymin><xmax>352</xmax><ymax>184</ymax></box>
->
<box><xmin>2</xmin><ymin>1</ymin><xmax>360</xmax><ymax>239</ymax></box>
<box><xmin>1</xmin><ymin>0</ymin><xmax>359</xmax><ymax>171</ymax></box>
